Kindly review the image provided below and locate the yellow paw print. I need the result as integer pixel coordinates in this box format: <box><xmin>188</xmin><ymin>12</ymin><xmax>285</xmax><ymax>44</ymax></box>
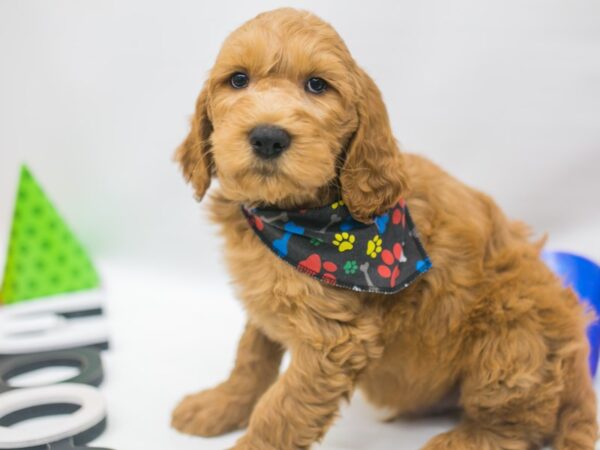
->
<box><xmin>331</xmin><ymin>200</ymin><xmax>345</xmax><ymax>209</ymax></box>
<box><xmin>366</xmin><ymin>235</ymin><xmax>383</xmax><ymax>258</ymax></box>
<box><xmin>332</xmin><ymin>232</ymin><xmax>355</xmax><ymax>252</ymax></box>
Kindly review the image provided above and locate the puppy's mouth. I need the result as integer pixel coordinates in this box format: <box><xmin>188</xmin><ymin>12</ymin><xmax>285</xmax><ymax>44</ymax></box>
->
<box><xmin>251</xmin><ymin>159</ymin><xmax>280</xmax><ymax>177</ymax></box>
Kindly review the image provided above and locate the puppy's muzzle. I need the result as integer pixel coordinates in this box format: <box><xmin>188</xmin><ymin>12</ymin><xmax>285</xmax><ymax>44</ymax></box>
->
<box><xmin>249</xmin><ymin>125</ymin><xmax>291</xmax><ymax>160</ymax></box>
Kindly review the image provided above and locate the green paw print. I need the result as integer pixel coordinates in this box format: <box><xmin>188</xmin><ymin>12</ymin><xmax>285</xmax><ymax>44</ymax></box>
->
<box><xmin>310</xmin><ymin>238</ymin><xmax>323</xmax><ymax>246</ymax></box>
<box><xmin>366</xmin><ymin>235</ymin><xmax>383</xmax><ymax>258</ymax></box>
<box><xmin>332</xmin><ymin>232</ymin><xmax>355</xmax><ymax>252</ymax></box>
<box><xmin>343</xmin><ymin>260</ymin><xmax>358</xmax><ymax>274</ymax></box>
<box><xmin>331</xmin><ymin>200</ymin><xmax>345</xmax><ymax>209</ymax></box>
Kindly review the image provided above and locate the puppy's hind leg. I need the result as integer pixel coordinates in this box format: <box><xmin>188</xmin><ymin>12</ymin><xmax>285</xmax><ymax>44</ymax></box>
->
<box><xmin>423</xmin><ymin>294</ymin><xmax>565</xmax><ymax>450</ymax></box>
<box><xmin>553</xmin><ymin>348</ymin><xmax>598</xmax><ymax>450</ymax></box>
<box><xmin>172</xmin><ymin>322</ymin><xmax>284</xmax><ymax>436</ymax></box>
<box><xmin>423</xmin><ymin>346</ymin><xmax>598</xmax><ymax>450</ymax></box>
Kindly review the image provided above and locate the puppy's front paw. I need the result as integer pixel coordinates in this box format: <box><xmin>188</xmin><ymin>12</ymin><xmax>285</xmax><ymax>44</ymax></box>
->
<box><xmin>421</xmin><ymin>429</ymin><xmax>478</xmax><ymax>450</ymax></box>
<box><xmin>421</xmin><ymin>428</ymin><xmax>530</xmax><ymax>450</ymax></box>
<box><xmin>229</xmin><ymin>434</ymin><xmax>279</xmax><ymax>450</ymax></box>
<box><xmin>171</xmin><ymin>386</ymin><xmax>256</xmax><ymax>437</ymax></box>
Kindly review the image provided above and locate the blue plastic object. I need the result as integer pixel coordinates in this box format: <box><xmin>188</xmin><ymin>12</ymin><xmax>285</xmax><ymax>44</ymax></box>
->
<box><xmin>542</xmin><ymin>251</ymin><xmax>600</xmax><ymax>377</ymax></box>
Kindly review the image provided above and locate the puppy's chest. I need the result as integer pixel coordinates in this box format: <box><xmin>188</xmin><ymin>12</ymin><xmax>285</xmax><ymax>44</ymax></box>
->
<box><xmin>226</xmin><ymin>226</ymin><xmax>305</xmax><ymax>298</ymax></box>
<box><xmin>212</xmin><ymin>201</ymin><xmax>329</xmax><ymax>334</ymax></box>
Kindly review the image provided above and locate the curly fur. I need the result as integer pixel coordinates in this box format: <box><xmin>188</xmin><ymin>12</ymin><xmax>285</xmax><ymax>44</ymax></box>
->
<box><xmin>172</xmin><ymin>8</ymin><xmax>598</xmax><ymax>450</ymax></box>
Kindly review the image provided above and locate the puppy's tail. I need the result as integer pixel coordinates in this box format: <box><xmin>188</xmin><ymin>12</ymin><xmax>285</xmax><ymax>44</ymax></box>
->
<box><xmin>553</xmin><ymin>349</ymin><xmax>598</xmax><ymax>450</ymax></box>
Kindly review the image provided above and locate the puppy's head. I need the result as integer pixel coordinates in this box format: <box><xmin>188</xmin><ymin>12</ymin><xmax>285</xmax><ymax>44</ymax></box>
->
<box><xmin>176</xmin><ymin>8</ymin><xmax>407</xmax><ymax>222</ymax></box>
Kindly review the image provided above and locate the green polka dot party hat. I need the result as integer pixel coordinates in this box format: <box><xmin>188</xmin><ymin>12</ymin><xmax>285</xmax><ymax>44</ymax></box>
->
<box><xmin>0</xmin><ymin>165</ymin><xmax>100</xmax><ymax>304</ymax></box>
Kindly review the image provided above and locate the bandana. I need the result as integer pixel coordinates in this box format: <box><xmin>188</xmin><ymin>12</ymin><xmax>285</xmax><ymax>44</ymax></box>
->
<box><xmin>241</xmin><ymin>199</ymin><xmax>431</xmax><ymax>294</ymax></box>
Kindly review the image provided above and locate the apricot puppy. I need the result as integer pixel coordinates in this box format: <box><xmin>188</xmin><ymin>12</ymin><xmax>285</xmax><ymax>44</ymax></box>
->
<box><xmin>172</xmin><ymin>8</ymin><xmax>598</xmax><ymax>450</ymax></box>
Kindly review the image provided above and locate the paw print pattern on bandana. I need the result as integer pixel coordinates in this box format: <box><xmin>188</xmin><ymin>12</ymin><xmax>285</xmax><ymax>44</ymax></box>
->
<box><xmin>377</xmin><ymin>243</ymin><xmax>406</xmax><ymax>287</ymax></box>
<box><xmin>298</xmin><ymin>254</ymin><xmax>337</xmax><ymax>284</ymax></box>
<box><xmin>391</xmin><ymin>203</ymin><xmax>405</xmax><ymax>227</ymax></box>
<box><xmin>343</xmin><ymin>260</ymin><xmax>358</xmax><ymax>275</ymax></box>
<box><xmin>310</xmin><ymin>238</ymin><xmax>322</xmax><ymax>246</ymax></box>
<box><xmin>366</xmin><ymin>235</ymin><xmax>383</xmax><ymax>258</ymax></box>
<box><xmin>242</xmin><ymin>198</ymin><xmax>431</xmax><ymax>294</ymax></box>
<box><xmin>333</xmin><ymin>232</ymin><xmax>355</xmax><ymax>252</ymax></box>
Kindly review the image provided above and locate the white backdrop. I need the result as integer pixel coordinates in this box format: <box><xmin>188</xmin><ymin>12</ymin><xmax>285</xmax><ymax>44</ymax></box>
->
<box><xmin>1</xmin><ymin>1</ymin><xmax>599</xmax><ymax>449</ymax></box>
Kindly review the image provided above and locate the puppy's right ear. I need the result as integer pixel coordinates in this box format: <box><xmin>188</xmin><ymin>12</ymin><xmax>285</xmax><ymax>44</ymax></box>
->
<box><xmin>175</xmin><ymin>84</ymin><xmax>213</xmax><ymax>201</ymax></box>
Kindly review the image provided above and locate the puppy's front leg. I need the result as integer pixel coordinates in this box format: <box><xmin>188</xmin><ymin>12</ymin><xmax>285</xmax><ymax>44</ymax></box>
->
<box><xmin>231</xmin><ymin>316</ymin><xmax>382</xmax><ymax>450</ymax></box>
<box><xmin>172</xmin><ymin>322</ymin><xmax>284</xmax><ymax>436</ymax></box>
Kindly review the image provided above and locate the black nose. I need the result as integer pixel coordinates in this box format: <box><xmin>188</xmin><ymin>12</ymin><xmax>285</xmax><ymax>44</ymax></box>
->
<box><xmin>248</xmin><ymin>125</ymin><xmax>291</xmax><ymax>159</ymax></box>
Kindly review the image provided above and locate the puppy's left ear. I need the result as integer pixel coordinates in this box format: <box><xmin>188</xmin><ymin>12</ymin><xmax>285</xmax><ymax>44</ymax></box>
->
<box><xmin>174</xmin><ymin>83</ymin><xmax>214</xmax><ymax>201</ymax></box>
<box><xmin>340</xmin><ymin>68</ymin><xmax>408</xmax><ymax>223</ymax></box>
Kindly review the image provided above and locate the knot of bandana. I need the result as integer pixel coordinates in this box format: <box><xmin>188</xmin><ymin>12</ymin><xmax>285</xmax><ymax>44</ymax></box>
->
<box><xmin>241</xmin><ymin>199</ymin><xmax>431</xmax><ymax>294</ymax></box>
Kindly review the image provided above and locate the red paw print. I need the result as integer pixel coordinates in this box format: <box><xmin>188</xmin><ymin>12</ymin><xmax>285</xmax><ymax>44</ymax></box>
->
<box><xmin>298</xmin><ymin>254</ymin><xmax>337</xmax><ymax>284</ymax></box>
<box><xmin>391</xmin><ymin>204</ymin><xmax>405</xmax><ymax>227</ymax></box>
<box><xmin>377</xmin><ymin>243</ymin><xmax>404</xmax><ymax>287</ymax></box>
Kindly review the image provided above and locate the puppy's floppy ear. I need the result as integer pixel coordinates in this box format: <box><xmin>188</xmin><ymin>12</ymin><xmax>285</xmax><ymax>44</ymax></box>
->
<box><xmin>340</xmin><ymin>68</ymin><xmax>408</xmax><ymax>223</ymax></box>
<box><xmin>175</xmin><ymin>84</ymin><xmax>214</xmax><ymax>201</ymax></box>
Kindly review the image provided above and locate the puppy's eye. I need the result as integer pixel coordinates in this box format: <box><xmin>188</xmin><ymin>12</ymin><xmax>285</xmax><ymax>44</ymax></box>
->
<box><xmin>306</xmin><ymin>77</ymin><xmax>327</xmax><ymax>94</ymax></box>
<box><xmin>230</xmin><ymin>72</ymin><xmax>249</xmax><ymax>89</ymax></box>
